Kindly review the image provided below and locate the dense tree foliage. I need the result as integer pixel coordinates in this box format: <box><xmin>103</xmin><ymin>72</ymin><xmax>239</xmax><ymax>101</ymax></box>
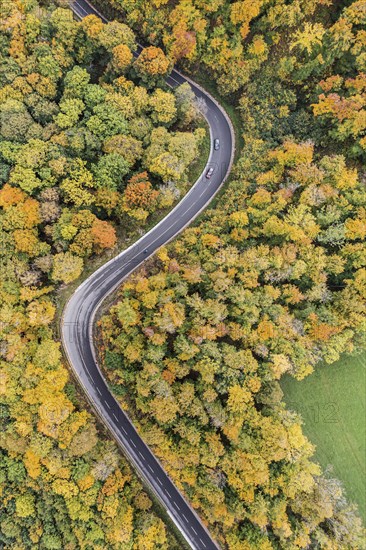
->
<box><xmin>109</xmin><ymin>0</ymin><xmax>365</xmax><ymax>162</ymax></box>
<box><xmin>0</xmin><ymin>1</ymin><xmax>205</xmax><ymax>547</ymax></box>
<box><xmin>98</xmin><ymin>0</ymin><xmax>366</xmax><ymax>548</ymax></box>
<box><xmin>101</xmin><ymin>140</ymin><xmax>365</xmax><ymax>548</ymax></box>
<box><xmin>1</xmin><ymin>0</ymin><xmax>365</xmax><ymax>547</ymax></box>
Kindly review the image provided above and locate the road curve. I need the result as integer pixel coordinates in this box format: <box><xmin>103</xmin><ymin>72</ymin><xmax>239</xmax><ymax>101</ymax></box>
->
<box><xmin>62</xmin><ymin>2</ymin><xmax>235</xmax><ymax>548</ymax></box>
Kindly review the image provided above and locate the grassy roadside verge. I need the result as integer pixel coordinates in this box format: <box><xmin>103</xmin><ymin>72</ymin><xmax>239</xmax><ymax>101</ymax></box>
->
<box><xmin>182</xmin><ymin>69</ymin><xmax>243</xmax><ymax>214</ymax></box>
<box><xmin>190</xmin><ymin>70</ymin><xmax>243</xmax><ymax>161</ymax></box>
<box><xmin>281</xmin><ymin>352</ymin><xmax>366</xmax><ymax>523</ymax></box>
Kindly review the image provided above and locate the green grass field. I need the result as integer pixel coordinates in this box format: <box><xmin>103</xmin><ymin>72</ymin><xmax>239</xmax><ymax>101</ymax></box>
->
<box><xmin>281</xmin><ymin>352</ymin><xmax>366</xmax><ymax>523</ymax></box>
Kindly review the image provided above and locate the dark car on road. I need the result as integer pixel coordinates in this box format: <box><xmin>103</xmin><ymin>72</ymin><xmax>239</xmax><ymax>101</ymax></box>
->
<box><xmin>214</xmin><ymin>138</ymin><xmax>220</xmax><ymax>150</ymax></box>
<box><xmin>206</xmin><ymin>167</ymin><xmax>214</xmax><ymax>179</ymax></box>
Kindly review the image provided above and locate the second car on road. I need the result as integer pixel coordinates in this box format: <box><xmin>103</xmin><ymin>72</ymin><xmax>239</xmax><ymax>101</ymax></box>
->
<box><xmin>206</xmin><ymin>167</ymin><xmax>214</xmax><ymax>179</ymax></box>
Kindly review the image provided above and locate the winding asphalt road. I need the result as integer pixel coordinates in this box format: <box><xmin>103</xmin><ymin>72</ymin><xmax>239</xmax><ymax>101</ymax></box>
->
<box><xmin>62</xmin><ymin>2</ymin><xmax>235</xmax><ymax>548</ymax></box>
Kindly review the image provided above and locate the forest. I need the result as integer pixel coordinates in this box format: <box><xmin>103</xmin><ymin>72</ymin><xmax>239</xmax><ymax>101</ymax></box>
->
<box><xmin>99</xmin><ymin>0</ymin><xmax>366</xmax><ymax>548</ymax></box>
<box><xmin>0</xmin><ymin>0</ymin><xmax>205</xmax><ymax>547</ymax></box>
<box><xmin>1</xmin><ymin>0</ymin><xmax>365</xmax><ymax>548</ymax></box>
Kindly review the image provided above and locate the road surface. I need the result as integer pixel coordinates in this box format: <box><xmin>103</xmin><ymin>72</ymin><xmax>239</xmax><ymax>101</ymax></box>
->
<box><xmin>62</xmin><ymin>2</ymin><xmax>235</xmax><ymax>548</ymax></box>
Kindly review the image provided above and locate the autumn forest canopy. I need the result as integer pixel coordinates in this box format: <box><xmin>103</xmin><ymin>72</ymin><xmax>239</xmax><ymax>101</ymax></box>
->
<box><xmin>0</xmin><ymin>1</ymin><xmax>206</xmax><ymax>547</ymax></box>
<box><xmin>0</xmin><ymin>0</ymin><xmax>365</xmax><ymax>549</ymax></box>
